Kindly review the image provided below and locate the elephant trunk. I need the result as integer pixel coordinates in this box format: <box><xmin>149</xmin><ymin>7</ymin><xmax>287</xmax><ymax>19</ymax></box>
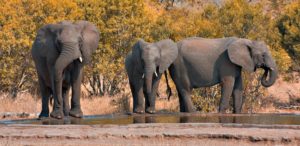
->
<box><xmin>53</xmin><ymin>43</ymin><xmax>81</xmax><ymax>110</ymax></box>
<box><xmin>145</xmin><ymin>70</ymin><xmax>153</xmax><ymax>96</ymax></box>
<box><xmin>261</xmin><ymin>56</ymin><xmax>278</xmax><ymax>87</ymax></box>
<box><xmin>261</xmin><ymin>67</ymin><xmax>277</xmax><ymax>87</ymax></box>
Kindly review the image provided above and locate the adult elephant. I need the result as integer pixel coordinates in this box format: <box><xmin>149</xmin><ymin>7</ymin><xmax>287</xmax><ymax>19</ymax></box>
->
<box><xmin>125</xmin><ymin>39</ymin><xmax>178</xmax><ymax>114</ymax></box>
<box><xmin>169</xmin><ymin>37</ymin><xmax>278</xmax><ymax>113</ymax></box>
<box><xmin>31</xmin><ymin>20</ymin><xmax>100</xmax><ymax>119</ymax></box>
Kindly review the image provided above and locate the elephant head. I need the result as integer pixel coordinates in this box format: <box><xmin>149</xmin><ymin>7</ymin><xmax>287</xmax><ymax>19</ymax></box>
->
<box><xmin>52</xmin><ymin>23</ymin><xmax>82</xmax><ymax>81</ymax></box>
<box><xmin>227</xmin><ymin>39</ymin><xmax>278</xmax><ymax>87</ymax></box>
<box><xmin>132</xmin><ymin>39</ymin><xmax>178</xmax><ymax>96</ymax></box>
<box><xmin>40</xmin><ymin>21</ymin><xmax>99</xmax><ymax>83</ymax></box>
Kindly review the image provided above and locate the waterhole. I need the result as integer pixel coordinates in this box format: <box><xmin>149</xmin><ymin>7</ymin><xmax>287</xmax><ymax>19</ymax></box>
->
<box><xmin>1</xmin><ymin>113</ymin><xmax>300</xmax><ymax>125</ymax></box>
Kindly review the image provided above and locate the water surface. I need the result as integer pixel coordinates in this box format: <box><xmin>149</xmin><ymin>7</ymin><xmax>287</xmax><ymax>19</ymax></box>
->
<box><xmin>1</xmin><ymin>113</ymin><xmax>300</xmax><ymax>125</ymax></box>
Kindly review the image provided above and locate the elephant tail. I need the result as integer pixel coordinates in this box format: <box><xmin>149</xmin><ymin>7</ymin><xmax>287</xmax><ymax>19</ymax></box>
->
<box><xmin>164</xmin><ymin>71</ymin><xmax>172</xmax><ymax>101</ymax></box>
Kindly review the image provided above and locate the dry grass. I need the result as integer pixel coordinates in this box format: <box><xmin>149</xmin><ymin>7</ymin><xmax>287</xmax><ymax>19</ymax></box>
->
<box><xmin>0</xmin><ymin>93</ymin><xmax>41</xmax><ymax>114</ymax></box>
<box><xmin>1</xmin><ymin>73</ymin><xmax>299</xmax><ymax>119</ymax></box>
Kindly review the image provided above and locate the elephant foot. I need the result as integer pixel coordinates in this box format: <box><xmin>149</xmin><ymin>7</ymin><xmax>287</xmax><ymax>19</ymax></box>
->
<box><xmin>146</xmin><ymin>107</ymin><xmax>156</xmax><ymax>114</ymax></box>
<box><xmin>69</xmin><ymin>109</ymin><xmax>83</xmax><ymax>118</ymax></box>
<box><xmin>219</xmin><ymin>106</ymin><xmax>229</xmax><ymax>114</ymax></box>
<box><xmin>219</xmin><ymin>109</ymin><xmax>230</xmax><ymax>114</ymax></box>
<box><xmin>38</xmin><ymin>111</ymin><xmax>49</xmax><ymax>119</ymax></box>
<box><xmin>233</xmin><ymin>107</ymin><xmax>242</xmax><ymax>114</ymax></box>
<box><xmin>63</xmin><ymin>109</ymin><xmax>70</xmax><ymax>117</ymax></box>
<box><xmin>233</xmin><ymin>110</ymin><xmax>242</xmax><ymax>114</ymax></box>
<box><xmin>133</xmin><ymin>107</ymin><xmax>144</xmax><ymax>114</ymax></box>
<box><xmin>50</xmin><ymin>110</ymin><xmax>64</xmax><ymax>119</ymax></box>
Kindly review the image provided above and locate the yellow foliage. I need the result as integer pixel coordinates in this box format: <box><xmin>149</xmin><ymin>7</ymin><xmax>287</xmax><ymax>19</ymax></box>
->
<box><xmin>277</xmin><ymin>1</ymin><xmax>300</xmax><ymax>68</ymax></box>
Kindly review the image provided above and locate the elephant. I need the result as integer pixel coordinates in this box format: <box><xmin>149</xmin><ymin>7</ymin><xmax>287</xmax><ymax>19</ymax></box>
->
<box><xmin>31</xmin><ymin>20</ymin><xmax>100</xmax><ymax>119</ymax></box>
<box><xmin>125</xmin><ymin>39</ymin><xmax>178</xmax><ymax>114</ymax></box>
<box><xmin>168</xmin><ymin>37</ymin><xmax>278</xmax><ymax>113</ymax></box>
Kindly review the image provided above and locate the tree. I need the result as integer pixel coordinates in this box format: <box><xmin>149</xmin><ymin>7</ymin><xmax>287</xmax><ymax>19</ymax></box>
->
<box><xmin>277</xmin><ymin>1</ymin><xmax>300</xmax><ymax>71</ymax></box>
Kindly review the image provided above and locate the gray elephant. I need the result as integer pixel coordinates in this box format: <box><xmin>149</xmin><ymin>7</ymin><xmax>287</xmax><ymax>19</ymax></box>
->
<box><xmin>31</xmin><ymin>20</ymin><xmax>100</xmax><ymax>119</ymax></box>
<box><xmin>169</xmin><ymin>37</ymin><xmax>278</xmax><ymax>113</ymax></box>
<box><xmin>125</xmin><ymin>39</ymin><xmax>178</xmax><ymax>114</ymax></box>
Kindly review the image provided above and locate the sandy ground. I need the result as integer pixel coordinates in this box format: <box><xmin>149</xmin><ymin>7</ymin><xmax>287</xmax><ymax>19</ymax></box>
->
<box><xmin>0</xmin><ymin>123</ymin><xmax>299</xmax><ymax>145</ymax></box>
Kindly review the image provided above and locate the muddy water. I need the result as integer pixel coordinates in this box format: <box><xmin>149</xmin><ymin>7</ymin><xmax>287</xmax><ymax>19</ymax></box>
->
<box><xmin>1</xmin><ymin>113</ymin><xmax>300</xmax><ymax>125</ymax></box>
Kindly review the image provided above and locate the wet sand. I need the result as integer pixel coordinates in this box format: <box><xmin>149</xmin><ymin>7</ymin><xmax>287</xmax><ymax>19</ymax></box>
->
<box><xmin>0</xmin><ymin>123</ymin><xmax>300</xmax><ymax>145</ymax></box>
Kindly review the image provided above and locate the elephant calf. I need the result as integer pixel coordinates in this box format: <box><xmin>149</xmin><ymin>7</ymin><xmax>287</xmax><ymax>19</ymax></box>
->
<box><xmin>125</xmin><ymin>39</ymin><xmax>178</xmax><ymax>114</ymax></box>
<box><xmin>32</xmin><ymin>21</ymin><xmax>100</xmax><ymax>119</ymax></box>
<box><xmin>169</xmin><ymin>37</ymin><xmax>278</xmax><ymax>113</ymax></box>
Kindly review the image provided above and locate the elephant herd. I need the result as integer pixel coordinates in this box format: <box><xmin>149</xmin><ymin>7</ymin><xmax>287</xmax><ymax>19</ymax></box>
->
<box><xmin>31</xmin><ymin>21</ymin><xmax>278</xmax><ymax>119</ymax></box>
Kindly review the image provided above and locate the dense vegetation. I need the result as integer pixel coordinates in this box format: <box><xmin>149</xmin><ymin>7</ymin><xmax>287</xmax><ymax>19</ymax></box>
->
<box><xmin>0</xmin><ymin>0</ymin><xmax>299</xmax><ymax>112</ymax></box>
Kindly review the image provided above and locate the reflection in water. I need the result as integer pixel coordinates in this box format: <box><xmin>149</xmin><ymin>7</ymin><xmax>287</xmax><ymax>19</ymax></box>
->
<box><xmin>2</xmin><ymin>113</ymin><xmax>300</xmax><ymax>125</ymax></box>
<box><xmin>37</xmin><ymin>117</ymin><xmax>83</xmax><ymax>125</ymax></box>
<box><xmin>218</xmin><ymin>116</ymin><xmax>236</xmax><ymax>123</ymax></box>
<box><xmin>180</xmin><ymin>116</ymin><xmax>192</xmax><ymax>123</ymax></box>
<box><xmin>133</xmin><ymin>116</ymin><xmax>156</xmax><ymax>123</ymax></box>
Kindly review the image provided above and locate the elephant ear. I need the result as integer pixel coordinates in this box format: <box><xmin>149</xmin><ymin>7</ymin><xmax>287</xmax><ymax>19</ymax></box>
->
<box><xmin>227</xmin><ymin>39</ymin><xmax>255</xmax><ymax>73</ymax></box>
<box><xmin>155</xmin><ymin>39</ymin><xmax>178</xmax><ymax>73</ymax></box>
<box><xmin>75</xmin><ymin>21</ymin><xmax>100</xmax><ymax>64</ymax></box>
<box><xmin>131</xmin><ymin>39</ymin><xmax>148</xmax><ymax>72</ymax></box>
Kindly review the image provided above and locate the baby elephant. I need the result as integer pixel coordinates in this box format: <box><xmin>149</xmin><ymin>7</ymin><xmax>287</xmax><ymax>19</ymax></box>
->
<box><xmin>31</xmin><ymin>20</ymin><xmax>100</xmax><ymax>119</ymax></box>
<box><xmin>125</xmin><ymin>39</ymin><xmax>178</xmax><ymax>114</ymax></box>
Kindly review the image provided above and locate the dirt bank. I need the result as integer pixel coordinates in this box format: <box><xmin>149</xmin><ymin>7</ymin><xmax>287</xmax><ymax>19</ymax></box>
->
<box><xmin>0</xmin><ymin>123</ymin><xmax>299</xmax><ymax>145</ymax></box>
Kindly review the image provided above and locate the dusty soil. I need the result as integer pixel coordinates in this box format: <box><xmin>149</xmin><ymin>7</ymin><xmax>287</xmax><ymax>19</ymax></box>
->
<box><xmin>0</xmin><ymin>123</ymin><xmax>299</xmax><ymax>146</ymax></box>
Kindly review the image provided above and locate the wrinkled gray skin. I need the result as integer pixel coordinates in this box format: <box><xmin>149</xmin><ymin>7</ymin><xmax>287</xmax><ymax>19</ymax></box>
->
<box><xmin>169</xmin><ymin>37</ymin><xmax>278</xmax><ymax>113</ymax></box>
<box><xmin>31</xmin><ymin>21</ymin><xmax>100</xmax><ymax>119</ymax></box>
<box><xmin>125</xmin><ymin>39</ymin><xmax>178</xmax><ymax>114</ymax></box>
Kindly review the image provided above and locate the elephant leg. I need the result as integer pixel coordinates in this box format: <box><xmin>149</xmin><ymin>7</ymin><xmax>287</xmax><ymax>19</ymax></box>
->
<box><xmin>130</xmin><ymin>79</ymin><xmax>144</xmax><ymax>114</ymax></box>
<box><xmin>145</xmin><ymin>76</ymin><xmax>161</xmax><ymax>114</ymax></box>
<box><xmin>38</xmin><ymin>75</ymin><xmax>51</xmax><ymax>118</ymax></box>
<box><xmin>232</xmin><ymin>75</ymin><xmax>243</xmax><ymax>114</ymax></box>
<box><xmin>177</xmin><ymin>91</ymin><xmax>185</xmax><ymax>112</ymax></box>
<box><xmin>62</xmin><ymin>70</ymin><xmax>71</xmax><ymax>117</ymax></box>
<box><xmin>173</xmin><ymin>79</ymin><xmax>194</xmax><ymax>112</ymax></box>
<box><xmin>169</xmin><ymin>65</ymin><xmax>195</xmax><ymax>112</ymax></box>
<box><xmin>177</xmin><ymin>88</ymin><xmax>194</xmax><ymax>112</ymax></box>
<box><xmin>62</xmin><ymin>86</ymin><xmax>70</xmax><ymax>116</ymax></box>
<box><xmin>69</xmin><ymin>62</ymin><xmax>83</xmax><ymax>118</ymax></box>
<box><xmin>219</xmin><ymin>76</ymin><xmax>235</xmax><ymax>113</ymax></box>
<box><xmin>50</xmin><ymin>69</ymin><xmax>64</xmax><ymax>119</ymax></box>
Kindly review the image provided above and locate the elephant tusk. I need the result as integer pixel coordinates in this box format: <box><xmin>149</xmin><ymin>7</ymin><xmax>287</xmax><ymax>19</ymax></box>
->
<box><xmin>270</xmin><ymin>67</ymin><xmax>274</xmax><ymax>71</ymax></box>
<box><xmin>79</xmin><ymin>57</ymin><xmax>83</xmax><ymax>63</ymax></box>
<box><xmin>142</xmin><ymin>74</ymin><xmax>144</xmax><ymax>79</ymax></box>
<box><xmin>154</xmin><ymin>71</ymin><xmax>158</xmax><ymax>77</ymax></box>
